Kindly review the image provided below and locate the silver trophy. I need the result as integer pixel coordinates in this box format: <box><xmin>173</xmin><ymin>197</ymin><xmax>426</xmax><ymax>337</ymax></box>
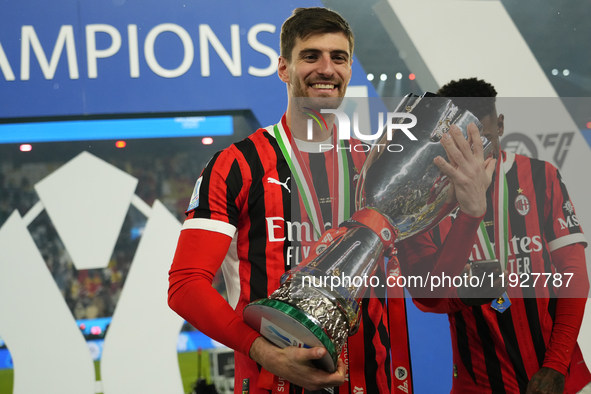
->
<box><xmin>243</xmin><ymin>93</ymin><xmax>493</xmax><ymax>372</ymax></box>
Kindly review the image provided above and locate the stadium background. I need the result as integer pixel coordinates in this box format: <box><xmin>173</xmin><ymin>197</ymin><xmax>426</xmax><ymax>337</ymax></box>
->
<box><xmin>1</xmin><ymin>0</ymin><xmax>590</xmax><ymax>393</ymax></box>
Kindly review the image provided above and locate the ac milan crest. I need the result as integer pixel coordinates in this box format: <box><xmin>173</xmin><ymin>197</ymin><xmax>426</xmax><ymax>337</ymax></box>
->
<box><xmin>515</xmin><ymin>194</ymin><xmax>530</xmax><ymax>216</ymax></box>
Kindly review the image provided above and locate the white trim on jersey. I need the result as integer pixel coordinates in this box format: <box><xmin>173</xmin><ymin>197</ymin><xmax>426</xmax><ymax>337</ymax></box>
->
<box><xmin>267</xmin><ymin>121</ymin><xmax>333</xmax><ymax>153</ymax></box>
<box><xmin>220</xmin><ymin>232</ymin><xmax>240</xmax><ymax>309</ymax></box>
<box><xmin>294</xmin><ymin>135</ymin><xmax>332</xmax><ymax>153</ymax></box>
<box><xmin>504</xmin><ymin>151</ymin><xmax>516</xmax><ymax>173</ymax></box>
<box><xmin>264</xmin><ymin>125</ymin><xmax>275</xmax><ymax>137</ymax></box>
<box><xmin>548</xmin><ymin>233</ymin><xmax>588</xmax><ymax>252</ymax></box>
<box><xmin>182</xmin><ymin>218</ymin><xmax>236</xmax><ymax>238</ymax></box>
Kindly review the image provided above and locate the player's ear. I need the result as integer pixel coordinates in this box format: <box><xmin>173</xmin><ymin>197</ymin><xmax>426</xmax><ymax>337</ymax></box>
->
<box><xmin>497</xmin><ymin>113</ymin><xmax>505</xmax><ymax>137</ymax></box>
<box><xmin>278</xmin><ymin>56</ymin><xmax>290</xmax><ymax>83</ymax></box>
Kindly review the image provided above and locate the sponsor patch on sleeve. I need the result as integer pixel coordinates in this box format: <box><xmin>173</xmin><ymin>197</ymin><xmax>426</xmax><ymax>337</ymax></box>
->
<box><xmin>186</xmin><ymin>177</ymin><xmax>203</xmax><ymax>212</ymax></box>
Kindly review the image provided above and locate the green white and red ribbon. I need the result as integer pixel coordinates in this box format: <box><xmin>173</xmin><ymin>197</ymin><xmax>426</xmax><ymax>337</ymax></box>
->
<box><xmin>474</xmin><ymin>153</ymin><xmax>510</xmax><ymax>312</ymax></box>
<box><xmin>476</xmin><ymin>154</ymin><xmax>509</xmax><ymax>269</ymax></box>
<box><xmin>273</xmin><ymin>120</ymin><xmax>349</xmax><ymax>239</ymax></box>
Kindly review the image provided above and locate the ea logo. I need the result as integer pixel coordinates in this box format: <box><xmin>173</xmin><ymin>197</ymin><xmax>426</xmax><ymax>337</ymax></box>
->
<box><xmin>502</xmin><ymin>133</ymin><xmax>538</xmax><ymax>158</ymax></box>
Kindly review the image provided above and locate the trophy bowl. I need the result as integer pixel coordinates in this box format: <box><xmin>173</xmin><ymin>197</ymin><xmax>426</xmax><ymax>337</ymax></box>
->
<box><xmin>243</xmin><ymin>93</ymin><xmax>493</xmax><ymax>372</ymax></box>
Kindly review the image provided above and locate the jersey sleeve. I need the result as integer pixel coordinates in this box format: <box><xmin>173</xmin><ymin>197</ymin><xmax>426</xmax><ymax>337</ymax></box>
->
<box><xmin>543</xmin><ymin>244</ymin><xmax>589</xmax><ymax>374</ymax></box>
<box><xmin>545</xmin><ymin>164</ymin><xmax>587</xmax><ymax>252</ymax></box>
<box><xmin>168</xmin><ymin>229</ymin><xmax>261</xmax><ymax>356</ymax></box>
<box><xmin>183</xmin><ymin>148</ymin><xmax>245</xmax><ymax>237</ymax></box>
<box><xmin>542</xmin><ymin>166</ymin><xmax>590</xmax><ymax>373</ymax></box>
<box><xmin>169</xmin><ymin>147</ymin><xmax>261</xmax><ymax>356</ymax></box>
<box><xmin>397</xmin><ymin>209</ymin><xmax>483</xmax><ymax>301</ymax></box>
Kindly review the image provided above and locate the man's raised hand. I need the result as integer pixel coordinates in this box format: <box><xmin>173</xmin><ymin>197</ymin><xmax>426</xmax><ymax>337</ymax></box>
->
<box><xmin>434</xmin><ymin>123</ymin><xmax>496</xmax><ymax>217</ymax></box>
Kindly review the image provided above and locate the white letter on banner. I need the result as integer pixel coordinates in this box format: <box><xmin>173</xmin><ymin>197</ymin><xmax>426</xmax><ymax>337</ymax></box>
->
<box><xmin>144</xmin><ymin>23</ymin><xmax>194</xmax><ymax>78</ymax></box>
<box><xmin>86</xmin><ymin>24</ymin><xmax>122</xmax><ymax>79</ymax></box>
<box><xmin>0</xmin><ymin>41</ymin><xmax>15</xmax><ymax>81</ymax></box>
<box><xmin>247</xmin><ymin>23</ymin><xmax>278</xmax><ymax>77</ymax></box>
<box><xmin>21</xmin><ymin>25</ymin><xmax>79</xmax><ymax>80</ymax></box>
<box><xmin>0</xmin><ymin>211</ymin><xmax>95</xmax><ymax>394</ymax></box>
<box><xmin>100</xmin><ymin>201</ymin><xmax>184</xmax><ymax>394</ymax></box>
<box><xmin>128</xmin><ymin>24</ymin><xmax>140</xmax><ymax>78</ymax></box>
<box><xmin>200</xmin><ymin>24</ymin><xmax>242</xmax><ymax>77</ymax></box>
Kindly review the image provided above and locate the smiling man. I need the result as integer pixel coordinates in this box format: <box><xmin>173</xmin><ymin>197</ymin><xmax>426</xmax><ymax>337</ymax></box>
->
<box><xmin>168</xmin><ymin>8</ymin><xmax>391</xmax><ymax>394</ymax></box>
<box><xmin>278</xmin><ymin>14</ymin><xmax>353</xmax><ymax>143</ymax></box>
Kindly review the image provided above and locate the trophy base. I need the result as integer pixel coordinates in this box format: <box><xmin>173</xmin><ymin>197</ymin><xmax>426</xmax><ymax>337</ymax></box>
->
<box><xmin>243</xmin><ymin>299</ymin><xmax>337</xmax><ymax>373</ymax></box>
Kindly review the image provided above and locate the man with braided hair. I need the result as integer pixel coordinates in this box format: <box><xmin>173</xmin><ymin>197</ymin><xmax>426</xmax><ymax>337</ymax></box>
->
<box><xmin>399</xmin><ymin>78</ymin><xmax>591</xmax><ymax>394</ymax></box>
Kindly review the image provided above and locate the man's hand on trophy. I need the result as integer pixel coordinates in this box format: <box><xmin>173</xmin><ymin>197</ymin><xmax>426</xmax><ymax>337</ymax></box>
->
<box><xmin>434</xmin><ymin>123</ymin><xmax>496</xmax><ymax>217</ymax></box>
<box><xmin>456</xmin><ymin>263</ymin><xmax>509</xmax><ymax>307</ymax></box>
<box><xmin>249</xmin><ymin>336</ymin><xmax>347</xmax><ymax>390</ymax></box>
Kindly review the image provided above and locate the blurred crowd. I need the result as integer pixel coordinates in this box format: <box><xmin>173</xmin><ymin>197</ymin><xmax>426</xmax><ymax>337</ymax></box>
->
<box><xmin>0</xmin><ymin>146</ymin><xmax>227</xmax><ymax>320</ymax></box>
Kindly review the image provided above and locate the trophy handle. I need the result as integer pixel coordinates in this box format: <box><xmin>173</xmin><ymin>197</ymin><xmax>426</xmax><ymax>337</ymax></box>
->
<box><xmin>244</xmin><ymin>209</ymin><xmax>398</xmax><ymax>372</ymax></box>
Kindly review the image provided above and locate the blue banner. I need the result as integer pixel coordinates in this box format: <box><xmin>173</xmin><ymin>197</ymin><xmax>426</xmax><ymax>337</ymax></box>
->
<box><xmin>0</xmin><ymin>115</ymin><xmax>233</xmax><ymax>143</ymax></box>
<box><xmin>0</xmin><ymin>0</ymin><xmax>375</xmax><ymax>127</ymax></box>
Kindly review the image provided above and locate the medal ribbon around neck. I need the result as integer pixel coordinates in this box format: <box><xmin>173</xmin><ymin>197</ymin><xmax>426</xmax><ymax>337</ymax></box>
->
<box><xmin>475</xmin><ymin>152</ymin><xmax>510</xmax><ymax>311</ymax></box>
<box><xmin>476</xmin><ymin>153</ymin><xmax>509</xmax><ymax>267</ymax></box>
<box><xmin>273</xmin><ymin>116</ymin><xmax>349</xmax><ymax>239</ymax></box>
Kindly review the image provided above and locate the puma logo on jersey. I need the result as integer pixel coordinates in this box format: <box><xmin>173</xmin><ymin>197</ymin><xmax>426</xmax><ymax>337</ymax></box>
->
<box><xmin>267</xmin><ymin>176</ymin><xmax>290</xmax><ymax>193</ymax></box>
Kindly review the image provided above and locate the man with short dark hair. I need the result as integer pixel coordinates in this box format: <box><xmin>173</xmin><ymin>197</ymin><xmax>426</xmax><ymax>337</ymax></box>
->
<box><xmin>168</xmin><ymin>8</ymin><xmax>381</xmax><ymax>393</ymax></box>
<box><xmin>279</xmin><ymin>7</ymin><xmax>354</xmax><ymax>63</ymax></box>
<box><xmin>399</xmin><ymin>78</ymin><xmax>591</xmax><ymax>394</ymax></box>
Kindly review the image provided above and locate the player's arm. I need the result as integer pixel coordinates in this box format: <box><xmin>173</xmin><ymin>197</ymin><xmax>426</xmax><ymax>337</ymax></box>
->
<box><xmin>398</xmin><ymin>124</ymin><xmax>498</xmax><ymax>308</ymax></box>
<box><xmin>397</xmin><ymin>212</ymin><xmax>483</xmax><ymax>313</ymax></box>
<box><xmin>527</xmin><ymin>167</ymin><xmax>589</xmax><ymax>394</ymax></box>
<box><xmin>544</xmin><ymin>245</ymin><xmax>589</xmax><ymax>369</ymax></box>
<box><xmin>168</xmin><ymin>227</ymin><xmax>262</xmax><ymax>354</ymax></box>
<box><xmin>541</xmin><ymin>169</ymin><xmax>590</xmax><ymax>374</ymax></box>
<box><xmin>526</xmin><ymin>243</ymin><xmax>588</xmax><ymax>394</ymax></box>
<box><xmin>434</xmin><ymin>123</ymin><xmax>496</xmax><ymax>218</ymax></box>
<box><xmin>168</xmin><ymin>149</ymin><xmax>262</xmax><ymax>354</ymax></box>
<box><xmin>168</xmin><ymin>149</ymin><xmax>346</xmax><ymax>391</ymax></box>
<box><xmin>408</xmin><ymin>123</ymin><xmax>494</xmax><ymax>287</ymax></box>
<box><xmin>169</xmin><ymin>222</ymin><xmax>347</xmax><ymax>391</ymax></box>
<box><xmin>538</xmin><ymin>242</ymin><xmax>588</xmax><ymax>378</ymax></box>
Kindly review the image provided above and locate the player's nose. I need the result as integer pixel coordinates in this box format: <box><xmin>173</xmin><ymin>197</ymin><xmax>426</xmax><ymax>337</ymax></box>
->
<box><xmin>316</xmin><ymin>55</ymin><xmax>335</xmax><ymax>78</ymax></box>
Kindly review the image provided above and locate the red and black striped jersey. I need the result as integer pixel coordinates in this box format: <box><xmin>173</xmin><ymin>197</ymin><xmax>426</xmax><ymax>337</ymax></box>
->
<box><xmin>400</xmin><ymin>152</ymin><xmax>590</xmax><ymax>394</ymax></box>
<box><xmin>178</xmin><ymin>115</ymin><xmax>394</xmax><ymax>394</ymax></box>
